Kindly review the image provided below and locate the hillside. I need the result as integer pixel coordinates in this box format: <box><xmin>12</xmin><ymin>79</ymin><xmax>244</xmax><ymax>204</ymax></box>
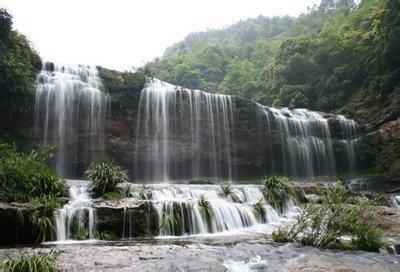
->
<box><xmin>146</xmin><ymin>0</ymin><xmax>400</xmax><ymax>126</ymax></box>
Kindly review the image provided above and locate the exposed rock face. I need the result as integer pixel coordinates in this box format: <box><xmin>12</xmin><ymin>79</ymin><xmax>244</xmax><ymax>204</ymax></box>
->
<box><xmin>0</xmin><ymin>203</ymin><xmax>41</xmax><ymax>245</ymax></box>
<box><xmin>101</xmin><ymin>78</ymin><xmax>360</xmax><ymax>180</ymax></box>
<box><xmin>93</xmin><ymin>199</ymin><xmax>159</xmax><ymax>237</ymax></box>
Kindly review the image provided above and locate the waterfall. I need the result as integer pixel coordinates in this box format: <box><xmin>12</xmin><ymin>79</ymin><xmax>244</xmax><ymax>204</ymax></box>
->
<box><xmin>120</xmin><ymin>183</ymin><xmax>295</xmax><ymax>237</ymax></box>
<box><xmin>135</xmin><ymin>78</ymin><xmax>235</xmax><ymax>182</ymax></box>
<box><xmin>337</xmin><ymin>115</ymin><xmax>358</xmax><ymax>173</ymax></box>
<box><xmin>137</xmin><ymin>78</ymin><xmax>359</xmax><ymax>179</ymax></box>
<box><xmin>256</xmin><ymin>105</ymin><xmax>336</xmax><ymax>177</ymax></box>
<box><xmin>34</xmin><ymin>61</ymin><xmax>109</xmax><ymax>177</ymax></box>
<box><xmin>54</xmin><ymin>180</ymin><xmax>97</xmax><ymax>241</ymax></box>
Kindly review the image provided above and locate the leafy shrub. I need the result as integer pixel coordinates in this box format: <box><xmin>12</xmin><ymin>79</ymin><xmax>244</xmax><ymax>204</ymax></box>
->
<box><xmin>0</xmin><ymin>143</ymin><xmax>66</xmax><ymax>203</ymax></box>
<box><xmin>252</xmin><ymin>199</ymin><xmax>266</xmax><ymax>221</ymax></box>
<box><xmin>85</xmin><ymin>159</ymin><xmax>129</xmax><ymax>195</ymax></box>
<box><xmin>2</xmin><ymin>250</ymin><xmax>60</xmax><ymax>272</ymax></box>
<box><xmin>220</xmin><ymin>183</ymin><xmax>241</xmax><ymax>203</ymax></box>
<box><xmin>288</xmin><ymin>184</ymin><xmax>384</xmax><ymax>252</ymax></box>
<box><xmin>271</xmin><ymin>229</ymin><xmax>292</xmax><ymax>243</ymax></box>
<box><xmin>261</xmin><ymin>174</ymin><xmax>293</xmax><ymax>209</ymax></box>
<box><xmin>198</xmin><ymin>195</ymin><xmax>214</xmax><ymax>227</ymax></box>
<box><xmin>0</xmin><ymin>144</ymin><xmax>66</xmax><ymax>242</ymax></box>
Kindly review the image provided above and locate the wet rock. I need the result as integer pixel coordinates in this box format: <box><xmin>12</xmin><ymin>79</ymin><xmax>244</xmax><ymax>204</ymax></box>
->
<box><xmin>92</xmin><ymin>199</ymin><xmax>158</xmax><ymax>237</ymax></box>
<box><xmin>0</xmin><ymin>202</ymin><xmax>42</xmax><ymax>245</ymax></box>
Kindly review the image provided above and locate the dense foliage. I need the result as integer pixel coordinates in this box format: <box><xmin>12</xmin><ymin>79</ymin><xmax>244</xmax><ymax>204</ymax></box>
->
<box><xmin>146</xmin><ymin>0</ymin><xmax>399</xmax><ymax>121</ymax></box>
<box><xmin>0</xmin><ymin>9</ymin><xmax>41</xmax><ymax>149</ymax></box>
<box><xmin>0</xmin><ymin>143</ymin><xmax>66</xmax><ymax>241</ymax></box>
<box><xmin>0</xmin><ymin>143</ymin><xmax>65</xmax><ymax>203</ymax></box>
<box><xmin>85</xmin><ymin>159</ymin><xmax>129</xmax><ymax>195</ymax></box>
<box><xmin>261</xmin><ymin>174</ymin><xmax>294</xmax><ymax>210</ymax></box>
<box><xmin>272</xmin><ymin>184</ymin><xmax>384</xmax><ymax>252</ymax></box>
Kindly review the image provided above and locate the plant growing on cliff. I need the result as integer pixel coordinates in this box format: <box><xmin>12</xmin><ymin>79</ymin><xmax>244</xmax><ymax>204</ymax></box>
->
<box><xmin>261</xmin><ymin>174</ymin><xmax>293</xmax><ymax>210</ymax></box>
<box><xmin>2</xmin><ymin>250</ymin><xmax>60</xmax><ymax>272</ymax></box>
<box><xmin>198</xmin><ymin>195</ymin><xmax>214</xmax><ymax>227</ymax></box>
<box><xmin>220</xmin><ymin>183</ymin><xmax>241</xmax><ymax>203</ymax></box>
<box><xmin>85</xmin><ymin>159</ymin><xmax>129</xmax><ymax>195</ymax></box>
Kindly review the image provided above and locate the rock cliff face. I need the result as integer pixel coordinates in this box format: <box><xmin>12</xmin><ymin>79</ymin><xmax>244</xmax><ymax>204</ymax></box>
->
<box><xmin>101</xmin><ymin>75</ymin><xmax>362</xmax><ymax>181</ymax></box>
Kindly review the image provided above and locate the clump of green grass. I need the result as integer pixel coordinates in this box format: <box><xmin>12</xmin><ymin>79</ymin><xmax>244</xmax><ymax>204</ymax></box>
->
<box><xmin>220</xmin><ymin>183</ymin><xmax>242</xmax><ymax>203</ymax></box>
<box><xmin>252</xmin><ymin>199</ymin><xmax>266</xmax><ymax>221</ymax></box>
<box><xmin>261</xmin><ymin>174</ymin><xmax>293</xmax><ymax>210</ymax></box>
<box><xmin>198</xmin><ymin>195</ymin><xmax>214</xmax><ymax>227</ymax></box>
<box><xmin>271</xmin><ymin>229</ymin><xmax>293</xmax><ymax>243</ymax></box>
<box><xmin>85</xmin><ymin>159</ymin><xmax>129</xmax><ymax>196</ymax></box>
<box><xmin>2</xmin><ymin>250</ymin><xmax>60</xmax><ymax>272</ymax></box>
<box><xmin>101</xmin><ymin>191</ymin><xmax>124</xmax><ymax>200</ymax></box>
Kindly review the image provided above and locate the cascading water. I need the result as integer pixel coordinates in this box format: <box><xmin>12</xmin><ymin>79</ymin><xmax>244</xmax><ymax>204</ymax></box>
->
<box><xmin>256</xmin><ymin>105</ymin><xmax>337</xmax><ymax>177</ymax></box>
<box><xmin>135</xmin><ymin>78</ymin><xmax>235</xmax><ymax>181</ymax></box>
<box><xmin>120</xmin><ymin>184</ymin><xmax>295</xmax><ymax>237</ymax></box>
<box><xmin>337</xmin><ymin>115</ymin><xmax>359</xmax><ymax>173</ymax></box>
<box><xmin>54</xmin><ymin>180</ymin><xmax>97</xmax><ymax>241</ymax></box>
<box><xmin>137</xmin><ymin>78</ymin><xmax>359</xmax><ymax>180</ymax></box>
<box><xmin>34</xmin><ymin>61</ymin><xmax>109</xmax><ymax>177</ymax></box>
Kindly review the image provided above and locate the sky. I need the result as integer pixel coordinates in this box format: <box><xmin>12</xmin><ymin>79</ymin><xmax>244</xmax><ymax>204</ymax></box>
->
<box><xmin>1</xmin><ymin>0</ymin><xmax>317</xmax><ymax>71</ymax></box>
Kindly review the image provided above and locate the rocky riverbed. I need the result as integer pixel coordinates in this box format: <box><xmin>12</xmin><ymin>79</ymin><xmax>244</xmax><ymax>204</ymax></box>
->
<box><xmin>0</xmin><ymin>237</ymin><xmax>399</xmax><ymax>271</ymax></box>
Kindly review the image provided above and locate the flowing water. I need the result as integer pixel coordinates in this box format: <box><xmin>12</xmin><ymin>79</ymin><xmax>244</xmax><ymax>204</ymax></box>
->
<box><xmin>54</xmin><ymin>180</ymin><xmax>97</xmax><ymax>242</ymax></box>
<box><xmin>135</xmin><ymin>78</ymin><xmax>235</xmax><ymax>182</ymax></box>
<box><xmin>137</xmin><ymin>78</ymin><xmax>359</xmax><ymax>181</ymax></box>
<box><xmin>337</xmin><ymin>115</ymin><xmax>359</xmax><ymax>174</ymax></box>
<box><xmin>256</xmin><ymin>105</ymin><xmax>337</xmax><ymax>177</ymax></box>
<box><xmin>119</xmin><ymin>183</ymin><xmax>295</xmax><ymax>237</ymax></box>
<box><xmin>34</xmin><ymin>62</ymin><xmax>109</xmax><ymax>177</ymax></box>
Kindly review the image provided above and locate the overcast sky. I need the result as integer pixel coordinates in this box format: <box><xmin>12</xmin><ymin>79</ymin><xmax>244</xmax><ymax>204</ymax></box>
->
<box><xmin>1</xmin><ymin>0</ymin><xmax>317</xmax><ymax>71</ymax></box>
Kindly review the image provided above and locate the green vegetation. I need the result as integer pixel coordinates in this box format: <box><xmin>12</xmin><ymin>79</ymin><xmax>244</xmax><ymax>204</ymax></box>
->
<box><xmin>0</xmin><ymin>143</ymin><xmax>65</xmax><ymax>203</ymax></box>
<box><xmin>272</xmin><ymin>184</ymin><xmax>384</xmax><ymax>252</ymax></box>
<box><xmin>252</xmin><ymin>199</ymin><xmax>266</xmax><ymax>221</ymax></box>
<box><xmin>2</xmin><ymin>250</ymin><xmax>60</xmax><ymax>272</ymax></box>
<box><xmin>74</xmin><ymin>230</ymin><xmax>118</xmax><ymax>241</ymax></box>
<box><xmin>198</xmin><ymin>195</ymin><xmax>214</xmax><ymax>227</ymax></box>
<box><xmin>146</xmin><ymin>0</ymin><xmax>400</xmax><ymax>132</ymax></box>
<box><xmin>85</xmin><ymin>159</ymin><xmax>129</xmax><ymax>196</ymax></box>
<box><xmin>261</xmin><ymin>174</ymin><xmax>293</xmax><ymax>210</ymax></box>
<box><xmin>101</xmin><ymin>191</ymin><xmax>124</xmax><ymax>200</ymax></box>
<box><xmin>160</xmin><ymin>212</ymin><xmax>181</xmax><ymax>234</ymax></box>
<box><xmin>220</xmin><ymin>183</ymin><xmax>241</xmax><ymax>203</ymax></box>
<box><xmin>0</xmin><ymin>9</ymin><xmax>41</xmax><ymax>149</ymax></box>
<box><xmin>0</xmin><ymin>143</ymin><xmax>65</xmax><ymax>242</ymax></box>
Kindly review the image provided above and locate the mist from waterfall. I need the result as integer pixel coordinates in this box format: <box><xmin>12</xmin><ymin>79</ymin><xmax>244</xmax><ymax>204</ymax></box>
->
<box><xmin>34</xmin><ymin>62</ymin><xmax>109</xmax><ymax>177</ymax></box>
<box><xmin>135</xmin><ymin>78</ymin><xmax>235</xmax><ymax>182</ymax></box>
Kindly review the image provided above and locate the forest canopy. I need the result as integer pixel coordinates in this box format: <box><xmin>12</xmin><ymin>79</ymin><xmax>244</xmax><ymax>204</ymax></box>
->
<box><xmin>145</xmin><ymin>0</ymin><xmax>400</xmax><ymax>118</ymax></box>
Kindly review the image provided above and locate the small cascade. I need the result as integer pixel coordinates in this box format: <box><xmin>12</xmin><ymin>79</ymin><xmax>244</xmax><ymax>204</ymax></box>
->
<box><xmin>34</xmin><ymin>61</ymin><xmax>110</xmax><ymax>177</ymax></box>
<box><xmin>54</xmin><ymin>180</ymin><xmax>97</xmax><ymax>241</ymax></box>
<box><xmin>119</xmin><ymin>184</ymin><xmax>295</xmax><ymax>237</ymax></box>
<box><xmin>337</xmin><ymin>115</ymin><xmax>359</xmax><ymax>173</ymax></box>
<box><xmin>390</xmin><ymin>195</ymin><xmax>400</xmax><ymax>209</ymax></box>
<box><xmin>256</xmin><ymin>104</ymin><xmax>336</xmax><ymax>177</ymax></box>
<box><xmin>135</xmin><ymin>78</ymin><xmax>235</xmax><ymax>181</ymax></box>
